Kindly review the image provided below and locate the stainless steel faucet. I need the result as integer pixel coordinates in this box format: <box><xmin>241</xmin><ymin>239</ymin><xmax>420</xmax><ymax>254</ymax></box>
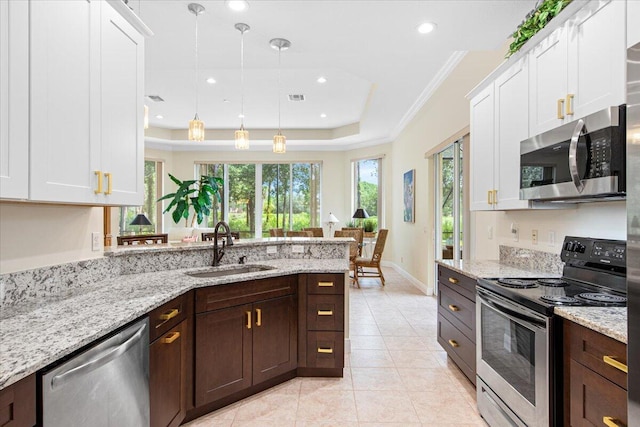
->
<box><xmin>212</xmin><ymin>221</ymin><xmax>234</xmax><ymax>266</ymax></box>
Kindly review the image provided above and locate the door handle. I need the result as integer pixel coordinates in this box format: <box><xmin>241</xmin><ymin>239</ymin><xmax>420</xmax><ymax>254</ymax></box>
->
<box><xmin>557</xmin><ymin>98</ymin><xmax>565</xmax><ymax>119</ymax></box>
<box><xmin>317</xmin><ymin>347</ymin><xmax>334</xmax><ymax>354</ymax></box>
<box><xmin>492</xmin><ymin>190</ymin><xmax>498</xmax><ymax>205</ymax></box>
<box><xmin>161</xmin><ymin>331</ymin><xmax>180</xmax><ymax>344</ymax></box>
<box><xmin>94</xmin><ymin>170</ymin><xmax>103</xmax><ymax>194</ymax></box>
<box><xmin>448</xmin><ymin>304</ymin><xmax>460</xmax><ymax>312</ymax></box>
<box><xmin>104</xmin><ymin>172</ymin><xmax>113</xmax><ymax>195</ymax></box>
<box><xmin>448</xmin><ymin>339</ymin><xmax>459</xmax><ymax>348</ymax></box>
<box><xmin>568</xmin><ymin>118</ymin><xmax>586</xmax><ymax>193</ymax></box>
<box><xmin>566</xmin><ymin>94</ymin><xmax>574</xmax><ymax>116</ymax></box>
<box><xmin>448</xmin><ymin>277</ymin><xmax>458</xmax><ymax>284</ymax></box>
<box><xmin>317</xmin><ymin>310</ymin><xmax>334</xmax><ymax>316</ymax></box>
<box><xmin>603</xmin><ymin>355</ymin><xmax>628</xmax><ymax>373</ymax></box>
<box><xmin>246</xmin><ymin>311</ymin><xmax>252</xmax><ymax>329</ymax></box>
<box><xmin>159</xmin><ymin>308</ymin><xmax>179</xmax><ymax>321</ymax></box>
<box><xmin>256</xmin><ymin>308</ymin><xmax>262</xmax><ymax>326</ymax></box>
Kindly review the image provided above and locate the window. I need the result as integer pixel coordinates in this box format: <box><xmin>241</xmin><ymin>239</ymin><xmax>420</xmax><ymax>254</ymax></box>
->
<box><xmin>434</xmin><ymin>139</ymin><xmax>464</xmax><ymax>262</ymax></box>
<box><xmin>352</xmin><ymin>158</ymin><xmax>382</xmax><ymax>229</ymax></box>
<box><xmin>118</xmin><ymin>159</ymin><xmax>163</xmax><ymax>235</ymax></box>
<box><xmin>195</xmin><ymin>162</ymin><xmax>321</xmax><ymax>238</ymax></box>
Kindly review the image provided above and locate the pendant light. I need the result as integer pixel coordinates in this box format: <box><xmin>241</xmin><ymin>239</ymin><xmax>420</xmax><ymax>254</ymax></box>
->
<box><xmin>188</xmin><ymin>3</ymin><xmax>205</xmax><ymax>141</ymax></box>
<box><xmin>234</xmin><ymin>23</ymin><xmax>250</xmax><ymax>150</ymax></box>
<box><xmin>269</xmin><ymin>38</ymin><xmax>291</xmax><ymax>154</ymax></box>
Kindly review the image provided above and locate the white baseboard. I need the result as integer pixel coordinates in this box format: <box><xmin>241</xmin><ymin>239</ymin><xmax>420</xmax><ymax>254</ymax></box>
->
<box><xmin>344</xmin><ymin>337</ymin><xmax>351</xmax><ymax>354</ymax></box>
<box><xmin>382</xmin><ymin>261</ymin><xmax>433</xmax><ymax>296</ymax></box>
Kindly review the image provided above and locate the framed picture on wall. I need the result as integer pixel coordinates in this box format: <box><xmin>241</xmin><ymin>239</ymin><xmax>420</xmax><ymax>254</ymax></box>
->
<box><xmin>403</xmin><ymin>169</ymin><xmax>415</xmax><ymax>223</ymax></box>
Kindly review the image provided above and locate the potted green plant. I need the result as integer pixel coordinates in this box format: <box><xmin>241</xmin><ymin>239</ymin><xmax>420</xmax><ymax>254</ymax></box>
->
<box><xmin>364</xmin><ymin>219</ymin><xmax>376</xmax><ymax>233</ymax></box>
<box><xmin>158</xmin><ymin>174</ymin><xmax>223</xmax><ymax>232</ymax></box>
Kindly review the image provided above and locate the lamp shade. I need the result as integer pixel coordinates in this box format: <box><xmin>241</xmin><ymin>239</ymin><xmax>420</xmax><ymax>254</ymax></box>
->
<box><xmin>352</xmin><ymin>208</ymin><xmax>369</xmax><ymax>219</ymax></box>
<box><xmin>130</xmin><ymin>213</ymin><xmax>152</xmax><ymax>226</ymax></box>
<box><xmin>328</xmin><ymin>213</ymin><xmax>339</xmax><ymax>224</ymax></box>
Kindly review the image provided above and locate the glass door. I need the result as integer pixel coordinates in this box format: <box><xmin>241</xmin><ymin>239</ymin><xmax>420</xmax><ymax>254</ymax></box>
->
<box><xmin>434</xmin><ymin>140</ymin><xmax>463</xmax><ymax>262</ymax></box>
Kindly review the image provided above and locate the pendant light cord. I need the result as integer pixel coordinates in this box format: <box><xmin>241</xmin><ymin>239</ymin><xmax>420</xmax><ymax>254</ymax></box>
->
<box><xmin>194</xmin><ymin>12</ymin><xmax>199</xmax><ymax>116</ymax></box>
<box><xmin>277</xmin><ymin>47</ymin><xmax>281</xmax><ymax>133</ymax></box>
<box><xmin>240</xmin><ymin>29</ymin><xmax>245</xmax><ymax>128</ymax></box>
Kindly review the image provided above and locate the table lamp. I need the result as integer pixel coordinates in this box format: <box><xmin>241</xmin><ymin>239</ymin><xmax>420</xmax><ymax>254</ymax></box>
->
<box><xmin>327</xmin><ymin>212</ymin><xmax>339</xmax><ymax>236</ymax></box>
<box><xmin>130</xmin><ymin>213</ymin><xmax>152</xmax><ymax>234</ymax></box>
<box><xmin>352</xmin><ymin>208</ymin><xmax>369</xmax><ymax>228</ymax></box>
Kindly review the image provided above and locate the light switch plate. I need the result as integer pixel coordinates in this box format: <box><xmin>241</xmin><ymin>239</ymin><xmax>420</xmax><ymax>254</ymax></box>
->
<box><xmin>291</xmin><ymin>245</ymin><xmax>304</xmax><ymax>253</ymax></box>
<box><xmin>266</xmin><ymin>246</ymin><xmax>277</xmax><ymax>254</ymax></box>
<box><xmin>91</xmin><ymin>232</ymin><xmax>102</xmax><ymax>251</ymax></box>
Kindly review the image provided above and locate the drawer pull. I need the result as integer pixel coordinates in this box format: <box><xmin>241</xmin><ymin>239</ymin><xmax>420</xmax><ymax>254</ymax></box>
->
<box><xmin>448</xmin><ymin>339</ymin><xmax>459</xmax><ymax>348</ymax></box>
<box><xmin>94</xmin><ymin>170</ymin><xmax>103</xmax><ymax>194</ymax></box>
<box><xmin>104</xmin><ymin>172</ymin><xmax>113</xmax><ymax>195</ymax></box>
<box><xmin>161</xmin><ymin>331</ymin><xmax>180</xmax><ymax>344</ymax></box>
<box><xmin>448</xmin><ymin>304</ymin><xmax>460</xmax><ymax>312</ymax></box>
<box><xmin>448</xmin><ymin>277</ymin><xmax>458</xmax><ymax>284</ymax></box>
<box><xmin>487</xmin><ymin>190</ymin><xmax>492</xmax><ymax>205</ymax></box>
<box><xmin>603</xmin><ymin>355</ymin><xmax>628</xmax><ymax>373</ymax></box>
<box><xmin>246</xmin><ymin>311</ymin><xmax>252</xmax><ymax>329</ymax></box>
<box><xmin>603</xmin><ymin>416</ymin><xmax>625</xmax><ymax>427</ymax></box>
<box><xmin>318</xmin><ymin>281</ymin><xmax>334</xmax><ymax>287</ymax></box>
<box><xmin>317</xmin><ymin>310</ymin><xmax>334</xmax><ymax>316</ymax></box>
<box><xmin>557</xmin><ymin>98</ymin><xmax>565</xmax><ymax>119</ymax></box>
<box><xmin>159</xmin><ymin>308</ymin><xmax>179</xmax><ymax>321</ymax></box>
<box><xmin>317</xmin><ymin>347</ymin><xmax>334</xmax><ymax>354</ymax></box>
<box><xmin>566</xmin><ymin>93</ymin><xmax>574</xmax><ymax>116</ymax></box>
<box><xmin>256</xmin><ymin>308</ymin><xmax>262</xmax><ymax>326</ymax></box>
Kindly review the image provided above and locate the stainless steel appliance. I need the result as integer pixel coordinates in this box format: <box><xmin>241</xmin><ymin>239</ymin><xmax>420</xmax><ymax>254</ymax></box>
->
<box><xmin>520</xmin><ymin>105</ymin><xmax>626</xmax><ymax>202</ymax></box>
<box><xmin>627</xmin><ymin>41</ymin><xmax>640</xmax><ymax>427</ymax></box>
<box><xmin>476</xmin><ymin>236</ymin><xmax>627</xmax><ymax>427</ymax></box>
<box><xmin>41</xmin><ymin>318</ymin><xmax>149</xmax><ymax>427</ymax></box>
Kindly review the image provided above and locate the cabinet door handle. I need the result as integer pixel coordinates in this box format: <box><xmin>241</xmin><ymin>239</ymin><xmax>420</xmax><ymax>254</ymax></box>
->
<box><xmin>246</xmin><ymin>311</ymin><xmax>252</xmax><ymax>329</ymax></box>
<box><xmin>603</xmin><ymin>416</ymin><xmax>626</xmax><ymax>427</ymax></box>
<box><xmin>448</xmin><ymin>304</ymin><xmax>460</xmax><ymax>312</ymax></box>
<box><xmin>557</xmin><ymin>98</ymin><xmax>565</xmax><ymax>119</ymax></box>
<box><xmin>317</xmin><ymin>347</ymin><xmax>334</xmax><ymax>354</ymax></box>
<box><xmin>94</xmin><ymin>170</ymin><xmax>103</xmax><ymax>194</ymax></box>
<box><xmin>448</xmin><ymin>339</ymin><xmax>459</xmax><ymax>348</ymax></box>
<box><xmin>161</xmin><ymin>331</ymin><xmax>180</xmax><ymax>344</ymax></box>
<box><xmin>159</xmin><ymin>308</ymin><xmax>179</xmax><ymax>321</ymax></box>
<box><xmin>256</xmin><ymin>308</ymin><xmax>262</xmax><ymax>326</ymax></box>
<box><xmin>104</xmin><ymin>172</ymin><xmax>112</xmax><ymax>195</ymax></box>
<box><xmin>492</xmin><ymin>190</ymin><xmax>498</xmax><ymax>205</ymax></box>
<box><xmin>318</xmin><ymin>281</ymin><xmax>334</xmax><ymax>287</ymax></box>
<box><xmin>317</xmin><ymin>310</ymin><xmax>334</xmax><ymax>316</ymax></box>
<box><xmin>566</xmin><ymin>93</ymin><xmax>574</xmax><ymax>116</ymax></box>
<box><xmin>448</xmin><ymin>277</ymin><xmax>459</xmax><ymax>284</ymax></box>
<box><xmin>487</xmin><ymin>190</ymin><xmax>492</xmax><ymax>205</ymax></box>
<box><xmin>603</xmin><ymin>355</ymin><xmax>628</xmax><ymax>373</ymax></box>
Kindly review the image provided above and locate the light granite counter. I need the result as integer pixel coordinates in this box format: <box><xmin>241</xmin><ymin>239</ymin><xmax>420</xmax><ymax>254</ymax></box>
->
<box><xmin>554</xmin><ymin>306</ymin><xmax>627</xmax><ymax>343</ymax></box>
<box><xmin>436</xmin><ymin>259</ymin><xmax>560</xmax><ymax>280</ymax></box>
<box><xmin>0</xmin><ymin>239</ymin><xmax>349</xmax><ymax>390</ymax></box>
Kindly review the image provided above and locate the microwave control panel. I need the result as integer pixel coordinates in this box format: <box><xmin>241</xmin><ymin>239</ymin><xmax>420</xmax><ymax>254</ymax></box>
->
<box><xmin>586</xmin><ymin>128</ymin><xmax>612</xmax><ymax>178</ymax></box>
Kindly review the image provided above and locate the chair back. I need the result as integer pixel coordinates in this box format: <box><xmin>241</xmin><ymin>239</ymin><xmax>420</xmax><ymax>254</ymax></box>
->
<box><xmin>117</xmin><ymin>233</ymin><xmax>168</xmax><ymax>245</ymax></box>
<box><xmin>334</xmin><ymin>230</ymin><xmax>360</xmax><ymax>260</ymax></box>
<box><xmin>302</xmin><ymin>227</ymin><xmax>324</xmax><ymax>237</ymax></box>
<box><xmin>202</xmin><ymin>231</ymin><xmax>240</xmax><ymax>241</ymax></box>
<box><xmin>371</xmin><ymin>229</ymin><xmax>388</xmax><ymax>262</ymax></box>
<box><xmin>341</xmin><ymin>227</ymin><xmax>364</xmax><ymax>255</ymax></box>
<box><xmin>286</xmin><ymin>230</ymin><xmax>313</xmax><ymax>237</ymax></box>
<box><xmin>269</xmin><ymin>228</ymin><xmax>284</xmax><ymax>237</ymax></box>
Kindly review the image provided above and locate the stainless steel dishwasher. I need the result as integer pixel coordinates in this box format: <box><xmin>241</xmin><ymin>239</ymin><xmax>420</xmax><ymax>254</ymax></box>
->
<box><xmin>41</xmin><ymin>317</ymin><xmax>149</xmax><ymax>427</ymax></box>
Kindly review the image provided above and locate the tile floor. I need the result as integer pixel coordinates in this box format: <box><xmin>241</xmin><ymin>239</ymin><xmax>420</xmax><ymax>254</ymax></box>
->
<box><xmin>185</xmin><ymin>267</ymin><xmax>487</xmax><ymax>427</ymax></box>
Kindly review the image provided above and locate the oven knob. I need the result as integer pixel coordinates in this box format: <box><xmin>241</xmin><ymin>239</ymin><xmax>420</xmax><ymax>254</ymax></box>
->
<box><xmin>576</xmin><ymin>243</ymin><xmax>586</xmax><ymax>253</ymax></box>
<box><xmin>565</xmin><ymin>242</ymin><xmax>575</xmax><ymax>251</ymax></box>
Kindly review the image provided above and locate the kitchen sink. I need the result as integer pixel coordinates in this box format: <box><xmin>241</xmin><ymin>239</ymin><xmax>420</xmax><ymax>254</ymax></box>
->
<box><xmin>186</xmin><ymin>265</ymin><xmax>275</xmax><ymax>278</ymax></box>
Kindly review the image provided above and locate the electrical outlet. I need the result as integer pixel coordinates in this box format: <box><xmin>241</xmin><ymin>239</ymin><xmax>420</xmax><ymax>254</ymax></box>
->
<box><xmin>266</xmin><ymin>246</ymin><xmax>277</xmax><ymax>254</ymax></box>
<box><xmin>510</xmin><ymin>223</ymin><xmax>519</xmax><ymax>242</ymax></box>
<box><xmin>548</xmin><ymin>231</ymin><xmax>556</xmax><ymax>247</ymax></box>
<box><xmin>291</xmin><ymin>245</ymin><xmax>304</xmax><ymax>253</ymax></box>
<box><xmin>532</xmin><ymin>229</ymin><xmax>538</xmax><ymax>245</ymax></box>
<box><xmin>91</xmin><ymin>232</ymin><xmax>102</xmax><ymax>251</ymax></box>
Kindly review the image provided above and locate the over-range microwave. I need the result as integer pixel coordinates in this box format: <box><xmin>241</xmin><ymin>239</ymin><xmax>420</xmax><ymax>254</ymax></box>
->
<box><xmin>520</xmin><ymin>105</ymin><xmax>626</xmax><ymax>202</ymax></box>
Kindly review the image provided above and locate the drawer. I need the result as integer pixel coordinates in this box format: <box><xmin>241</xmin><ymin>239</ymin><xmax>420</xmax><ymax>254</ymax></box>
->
<box><xmin>306</xmin><ymin>331</ymin><xmax>344</xmax><ymax>369</ymax></box>
<box><xmin>438</xmin><ymin>283</ymin><xmax>475</xmax><ymax>342</ymax></box>
<box><xmin>569</xmin><ymin>359</ymin><xmax>627</xmax><ymax>426</ymax></box>
<box><xmin>196</xmin><ymin>275</ymin><xmax>297</xmax><ymax>313</ymax></box>
<box><xmin>437</xmin><ymin>265</ymin><xmax>476</xmax><ymax>301</ymax></box>
<box><xmin>306</xmin><ymin>273</ymin><xmax>344</xmax><ymax>295</ymax></box>
<box><xmin>437</xmin><ymin>314</ymin><xmax>475</xmax><ymax>385</ymax></box>
<box><xmin>307</xmin><ymin>295</ymin><xmax>344</xmax><ymax>331</ymax></box>
<box><xmin>0</xmin><ymin>374</ymin><xmax>35</xmax><ymax>427</ymax></box>
<box><xmin>150</xmin><ymin>292</ymin><xmax>189</xmax><ymax>342</ymax></box>
<box><xmin>566</xmin><ymin>321</ymin><xmax>627</xmax><ymax>390</ymax></box>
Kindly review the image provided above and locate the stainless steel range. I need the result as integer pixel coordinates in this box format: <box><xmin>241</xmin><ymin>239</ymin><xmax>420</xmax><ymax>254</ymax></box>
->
<box><xmin>475</xmin><ymin>236</ymin><xmax>627</xmax><ymax>427</ymax></box>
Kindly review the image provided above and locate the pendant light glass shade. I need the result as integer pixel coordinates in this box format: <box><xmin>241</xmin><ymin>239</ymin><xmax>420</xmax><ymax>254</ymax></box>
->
<box><xmin>273</xmin><ymin>132</ymin><xmax>286</xmax><ymax>153</ymax></box>
<box><xmin>188</xmin><ymin>3</ymin><xmax>205</xmax><ymax>141</ymax></box>
<box><xmin>235</xmin><ymin>127</ymin><xmax>250</xmax><ymax>149</ymax></box>
<box><xmin>189</xmin><ymin>114</ymin><xmax>205</xmax><ymax>141</ymax></box>
<box><xmin>235</xmin><ymin>23</ymin><xmax>250</xmax><ymax>150</ymax></box>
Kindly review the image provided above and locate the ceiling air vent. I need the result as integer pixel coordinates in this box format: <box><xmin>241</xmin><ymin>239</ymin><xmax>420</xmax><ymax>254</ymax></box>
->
<box><xmin>147</xmin><ymin>95</ymin><xmax>165</xmax><ymax>102</ymax></box>
<box><xmin>288</xmin><ymin>94</ymin><xmax>305</xmax><ymax>102</ymax></box>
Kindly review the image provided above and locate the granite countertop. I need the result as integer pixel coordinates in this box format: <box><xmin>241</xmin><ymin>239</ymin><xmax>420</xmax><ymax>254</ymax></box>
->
<box><xmin>436</xmin><ymin>259</ymin><xmax>560</xmax><ymax>279</ymax></box>
<box><xmin>0</xmin><ymin>258</ymin><xmax>347</xmax><ymax>390</ymax></box>
<box><xmin>554</xmin><ymin>306</ymin><xmax>627</xmax><ymax>343</ymax></box>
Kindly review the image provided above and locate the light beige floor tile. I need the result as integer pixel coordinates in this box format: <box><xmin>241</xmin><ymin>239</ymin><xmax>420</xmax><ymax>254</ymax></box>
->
<box><xmin>300</xmin><ymin>370</ymin><xmax>353</xmax><ymax>391</ymax></box>
<box><xmin>350</xmin><ymin>323</ymin><xmax>381</xmax><ymax>336</ymax></box>
<box><xmin>396</xmin><ymin>367</ymin><xmax>461</xmax><ymax>392</ymax></box>
<box><xmin>354</xmin><ymin>390</ymin><xmax>420</xmax><ymax>423</ymax></box>
<box><xmin>348</xmin><ymin>349</ymin><xmax>395</xmax><ymax>368</ymax></box>
<box><xmin>351</xmin><ymin>335</ymin><xmax>387</xmax><ymax>350</ymax></box>
<box><xmin>408</xmin><ymin>391</ymin><xmax>483</xmax><ymax>424</ymax></box>
<box><xmin>182</xmin><ymin>401</ymin><xmax>242</xmax><ymax>425</ymax></box>
<box><xmin>233</xmin><ymin>389</ymin><xmax>300</xmax><ymax>421</ymax></box>
<box><xmin>295</xmin><ymin>422</ymin><xmax>359</xmax><ymax>427</ymax></box>
<box><xmin>297</xmin><ymin>389</ymin><xmax>358</xmax><ymax>422</ymax></box>
<box><xmin>351</xmin><ymin>367</ymin><xmax>404</xmax><ymax>390</ymax></box>
<box><xmin>377</xmin><ymin>323</ymin><xmax>418</xmax><ymax>336</ymax></box>
<box><xmin>360</xmin><ymin>424</ymin><xmax>421</xmax><ymax>427</ymax></box>
<box><xmin>389</xmin><ymin>349</ymin><xmax>440</xmax><ymax>368</ymax></box>
<box><xmin>232</xmin><ymin>420</ymin><xmax>296</xmax><ymax>427</ymax></box>
<box><xmin>383</xmin><ymin>336</ymin><xmax>430</xmax><ymax>351</ymax></box>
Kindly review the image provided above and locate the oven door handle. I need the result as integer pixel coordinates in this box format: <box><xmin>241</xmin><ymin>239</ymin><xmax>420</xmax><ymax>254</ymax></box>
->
<box><xmin>568</xmin><ymin>118</ymin><xmax>586</xmax><ymax>194</ymax></box>
<box><xmin>477</xmin><ymin>290</ymin><xmax>547</xmax><ymax>328</ymax></box>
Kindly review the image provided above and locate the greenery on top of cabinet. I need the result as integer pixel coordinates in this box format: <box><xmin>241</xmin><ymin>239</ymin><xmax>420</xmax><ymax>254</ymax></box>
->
<box><xmin>507</xmin><ymin>0</ymin><xmax>572</xmax><ymax>58</ymax></box>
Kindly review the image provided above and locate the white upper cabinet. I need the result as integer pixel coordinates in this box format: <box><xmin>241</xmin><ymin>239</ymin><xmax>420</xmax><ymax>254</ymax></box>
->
<box><xmin>629</xmin><ymin>0</ymin><xmax>640</xmax><ymax>47</ymax></box>
<box><xmin>469</xmin><ymin>84</ymin><xmax>495</xmax><ymax>211</ymax></box>
<box><xmin>529</xmin><ymin>0</ymin><xmax>625</xmax><ymax>135</ymax></box>
<box><xmin>0</xmin><ymin>0</ymin><xmax>29</xmax><ymax>199</ymax></box>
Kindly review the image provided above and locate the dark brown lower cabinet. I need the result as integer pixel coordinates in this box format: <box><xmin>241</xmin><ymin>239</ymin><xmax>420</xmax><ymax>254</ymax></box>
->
<box><xmin>0</xmin><ymin>374</ymin><xmax>35</xmax><ymax>427</ymax></box>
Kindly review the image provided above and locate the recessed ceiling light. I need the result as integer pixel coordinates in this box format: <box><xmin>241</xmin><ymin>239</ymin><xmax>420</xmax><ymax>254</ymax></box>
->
<box><xmin>206</xmin><ymin>77</ymin><xmax>216</xmax><ymax>84</ymax></box>
<box><xmin>417</xmin><ymin>22</ymin><xmax>437</xmax><ymax>34</ymax></box>
<box><xmin>320</xmin><ymin>113</ymin><xmax>327</xmax><ymax>118</ymax></box>
<box><xmin>155</xmin><ymin>114</ymin><xmax>164</xmax><ymax>119</ymax></box>
<box><xmin>226</xmin><ymin>0</ymin><xmax>248</xmax><ymax>12</ymax></box>
<box><xmin>317</xmin><ymin>76</ymin><xmax>327</xmax><ymax>84</ymax></box>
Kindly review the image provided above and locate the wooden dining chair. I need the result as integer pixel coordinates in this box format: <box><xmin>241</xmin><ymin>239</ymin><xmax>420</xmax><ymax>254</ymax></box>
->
<box><xmin>286</xmin><ymin>230</ymin><xmax>313</xmax><ymax>237</ymax></box>
<box><xmin>269</xmin><ymin>228</ymin><xmax>285</xmax><ymax>237</ymax></box>
<box><xmin>341</xmin><ymin>227</ymin><xmax>364</xmax><ymax>255</ymax></box>
<box><xmin>354</xmin><ymin>229</ymin><xmax>388</xmax><ymax>287</ymax></box>
<box><xmin>117</xmin><ymin>233</ymin><xmax>168</xmax><ymax>245</ymax></box>
<box><xmin>302</xmin><ymin>227</ymin><xmax>324</xmax><ymax>237</ymax></box>
<box><xmin>334</xmin><ymin>229</ymin><xmax>362</xmax><ymax>287</ymax></box>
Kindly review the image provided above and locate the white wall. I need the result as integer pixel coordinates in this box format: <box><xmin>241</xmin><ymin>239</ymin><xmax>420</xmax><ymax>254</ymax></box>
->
<box><xmin>0</xmin><ymin>202</ymin><xmax>104</xmax><ymax>273</ymax></box>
